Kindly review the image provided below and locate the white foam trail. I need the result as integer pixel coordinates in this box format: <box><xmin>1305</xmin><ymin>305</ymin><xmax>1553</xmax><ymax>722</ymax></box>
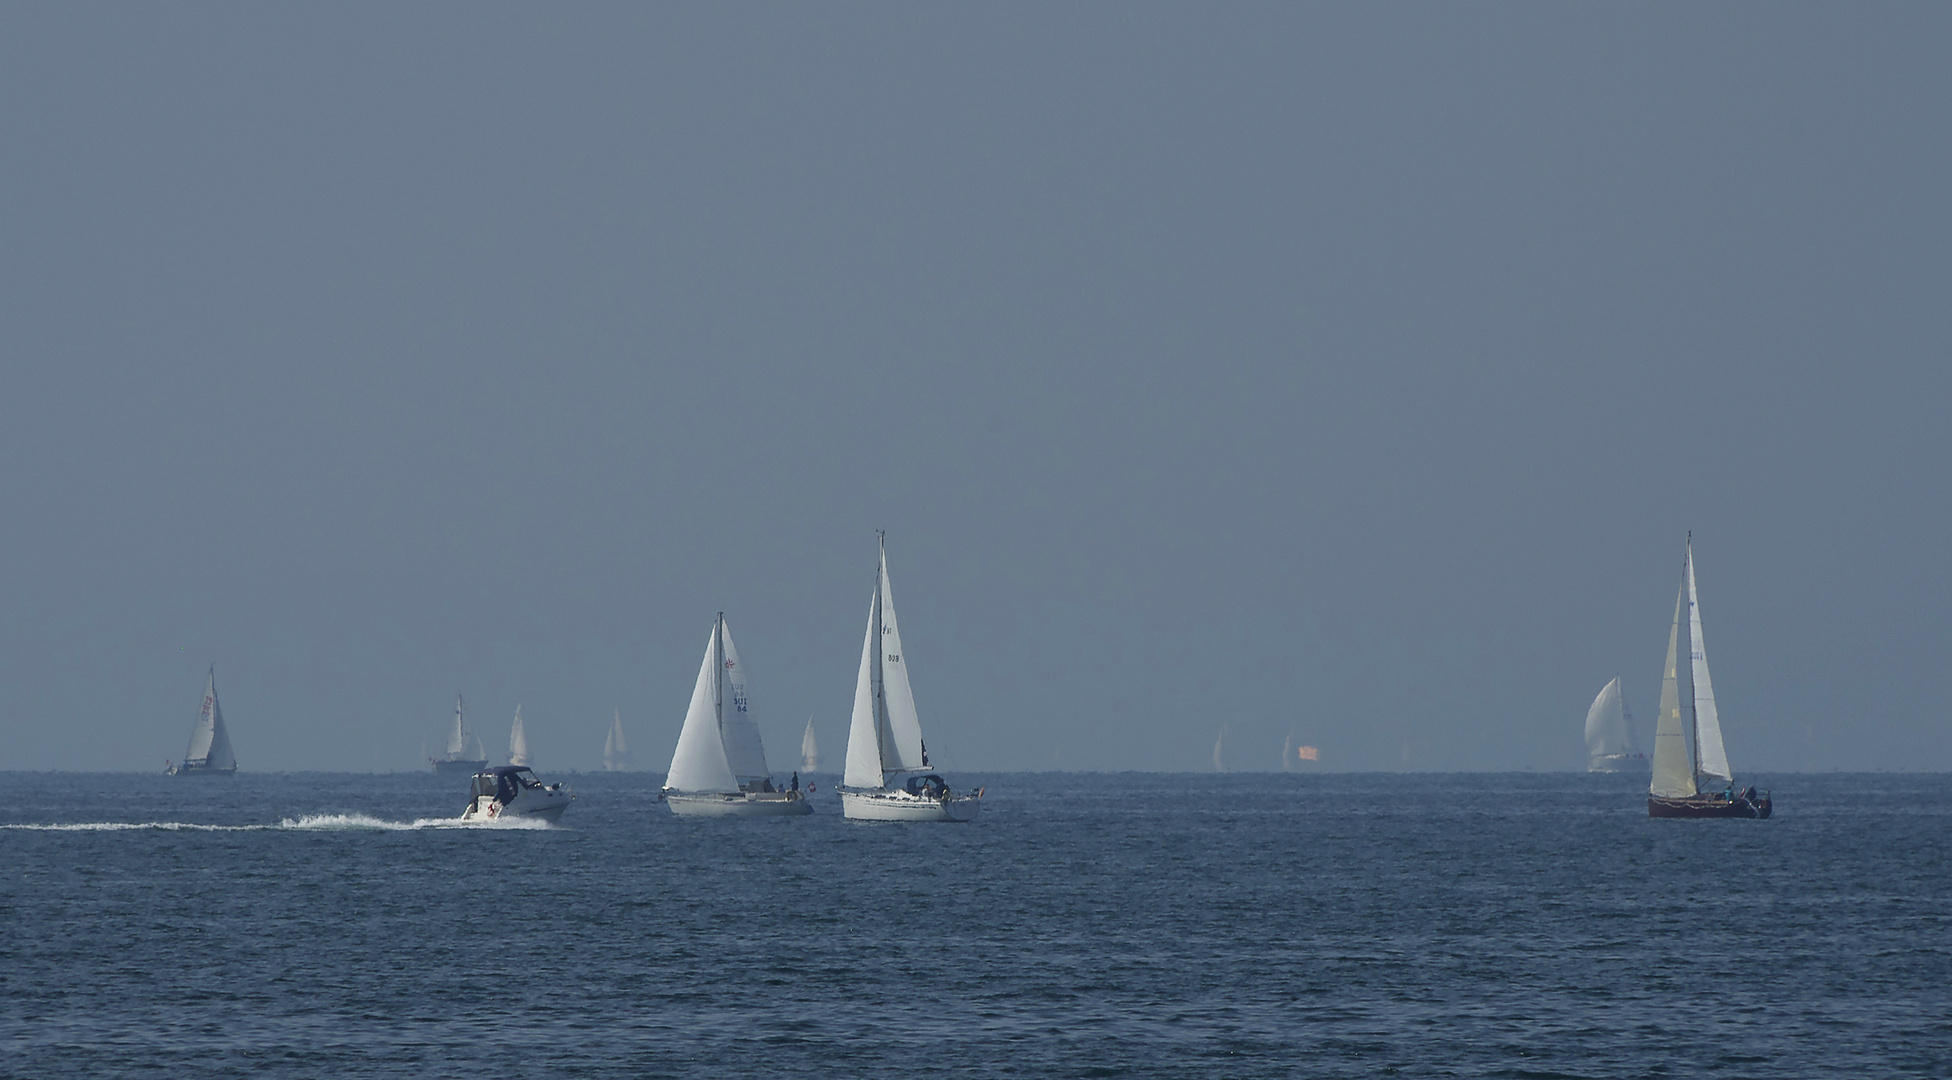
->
<box><xmin>280</xmin><ymin>813</ymin><xmax>555</xmax><ymax>831</ymax></box>
<box><xmin>4</xmin><ymin>814</ymin><xmax>556</xmax><ymax>832</ymax></box>
<box><xmin>1</xmin><ymin>821</ymin><xmax>265</xmax><ymax>832</ymax></box>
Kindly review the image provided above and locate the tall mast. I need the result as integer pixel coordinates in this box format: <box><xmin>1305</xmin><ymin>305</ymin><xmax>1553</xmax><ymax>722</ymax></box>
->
<box><xmin>714</xmin><ymin>613</ymin><xmax>725</xmax><ymax>732</ymax></box>
<box><xmin>872</xmin><ymin>531</ymin><xmax>889</xmax><ymax>779</ymax></box>
<box><xmin>1685</xmin><ymin>534</ymin><xmax>1702</xmax><ymax>788</ymax></box>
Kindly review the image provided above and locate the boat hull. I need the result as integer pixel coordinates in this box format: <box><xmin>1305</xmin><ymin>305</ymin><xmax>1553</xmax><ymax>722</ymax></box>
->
<box><xmin>1588</xmin><ymin>754</ymin><xmax>1651</xmax><ymax>773</ymax></box>
<box><xmin>461</xmin><ymin>792</ymin><xmax>571</xmax><ymax>822</ymax></box>
<box><xmin>166</xmin><ymin>763</ymin><xmax>236</xmax><ymax>776</ymax></box>
<box><xmin>665</xmin><ymin>791</ymin><xmax>814</xmax><ymax>817</ymax></box>
<box><xmin>1648</xmin><ymin>793</ymin><xmax>1772</xmax><ymax>819</ymax></box>
<box><xmin>841</xmin><ymin>789</ymin><xmax>982</xmax><ymax>822</ymax></box>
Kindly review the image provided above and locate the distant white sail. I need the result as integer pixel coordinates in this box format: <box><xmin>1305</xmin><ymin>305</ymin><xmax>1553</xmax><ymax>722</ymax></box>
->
<box><xmin>509</xmin><ymin>705</ymin><xmax>530</xmax><ymax>767</ymax></box>
<box><xmin>604</xmin><ymin>708</ymin><xmax>630</xmax><ymax>771</ymax></box>
<box><xmin>801</xmin><ymin>716</ymin><xmax>820</xmax><ymax>772</ymax></box>
<box><xmin>1584</xmin><ymin>676</ymin><xmax>1642</xmax><ymax>770</ymax></box>
<box><xmin>1686</xmin><ymin>547</ymin><xmax>1732</xmax><ymax>783</ymax></box>
<box><xmin>182</xmin><ymin>666</ymin><xmax>237</xmax><ymax>771</ymax></box>
<box><xmin>1212</xmin><ymin>726</ymin><xmax>1227</xmax><ymax>773</ymax></box>
<box><xmin>447</xmin><ymin>695</ymin><xmax>469</xmax><ymax>756</ymax></box>
<box><xmin>1282</xmin><ymin>729</ymin><xmax>1294</xmax><ymax>773</ymax></box>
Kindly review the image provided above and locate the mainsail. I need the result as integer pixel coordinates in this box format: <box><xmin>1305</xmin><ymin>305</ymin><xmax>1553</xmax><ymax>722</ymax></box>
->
<box><xmin>1687</xmin><ymin>546</ymin><xmax>1732</xmax><ymax>783</ymax></box>
<box><xmin>801</xmin><ymin>716</ymin><xmax>820</xmax><ymax>771</ymax></box>
<box><xmin>1212</xmin><ymin>726</ymin><xmax>1227</xmax><ymax>773</ymax></box>
<box><xmin>844</xmin><ymin>536</ymin><xmax>931</xmax><ymax>790</ymax></box>
<box><xmin>445</xmin><ymin>695</ymin><xmax>485</xmax><ymax>759</ymax></box>
<box><xmin>1650</xmin><ymin>584</ymin><xmax>1695</xmax><ymax>797</ymax></box>
<box><xmin>183</xmin><ymin>666</ymin><xmax>237</xmax><ymax>771</ymax></box>
<box><xmin>717</xmin><ymin>621</ymin><xmax>772</xmax><ymax>786</ymax></box>
<box><xmin>604</xmin><ymin>708</ymin><xmax>630</xmax><ymax>771</ymax></box>
<box><xmin>509</xmin><ymin>705</ymin><xmax>530</xmax><ymax>767</ymax></box>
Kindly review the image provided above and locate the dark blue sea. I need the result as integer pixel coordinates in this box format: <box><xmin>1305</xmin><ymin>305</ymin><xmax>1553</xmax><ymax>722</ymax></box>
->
<box><xmin>3</xmin><ymin>771</ymin><xmax>1946</xmax><ymax>1078</ymax></box>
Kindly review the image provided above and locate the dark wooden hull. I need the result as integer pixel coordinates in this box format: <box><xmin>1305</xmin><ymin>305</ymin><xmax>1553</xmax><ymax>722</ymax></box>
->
<box><xmin>1648</xmin><ymin>793</ymin><xmax>1772</xmax><ymax>819</ymax></box>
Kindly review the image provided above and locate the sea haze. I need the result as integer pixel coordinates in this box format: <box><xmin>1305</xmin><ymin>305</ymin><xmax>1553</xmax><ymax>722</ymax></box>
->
<box><xmin>4</xmin><ymin>771</ymin><xmax>1946</xmax><ymax>1077</ymax></box>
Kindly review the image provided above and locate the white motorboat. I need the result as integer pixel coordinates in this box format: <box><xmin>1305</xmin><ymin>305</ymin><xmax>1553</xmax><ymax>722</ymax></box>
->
<box><xmin>662</xmin><ymin>613</ymin><xmax>812</xmax><ymax>817</ymax></box>
<box><xmin>167</xmin><ymin>666</ymin><xmax>238</xmax><ymax>776</ymax></box>
<box><xmin>460</xmin><ymin>765</ymin><xmax>573</xmax><ymax>821</ymax></box>
<box><xmin>840</xmin><ymin>534</ymin><xmax>982</xmax><ymax>822</ymax></box>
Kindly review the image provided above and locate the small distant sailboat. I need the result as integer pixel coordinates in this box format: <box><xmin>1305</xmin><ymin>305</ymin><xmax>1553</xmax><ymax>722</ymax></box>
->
<box><xmin>603</xmin><ymin>708</ymin><xmax>631</xmax><ymax>771</ymax></box>
<box><xmin>508</xmin><ymin>705</ymin><xmax>530</xmax><ymax>767</ymax></box>
<box><xmin>1212</xmin><ymin>726</ymin><xmax>1227</xmax><ymax>773</ymax></box>
<box><xmin>1584</xmin><ymin>677</ymin><xmax>1648</xmax><ymax>772</ymax></box>
<box><xmin>840</xmin><ymin>534</ymin><xmax>982</xmax><ymax>822</ymax></box>
<box><xmin>167</xmin><ymin>666</ymin><xmax>237</xmax><ymax>776</ymax></box>
<box><xmin>430</xmin><ymin>695</ymin><xmax>489</xmax><ymax>775</ymax></box>
<box><xmin>662</xmin><ymin>614</ymin><xmax>811</xmax><ymax>816</ymax></box>
<box><xmin>800</xmin><ymin>716</ymin><xmax>820</xmax><ymax>772</ymax></box>
<box><xmin>1648</xmin><ymin>536</ymin><xmax>1771</xmax><ymax>818</ymax></box>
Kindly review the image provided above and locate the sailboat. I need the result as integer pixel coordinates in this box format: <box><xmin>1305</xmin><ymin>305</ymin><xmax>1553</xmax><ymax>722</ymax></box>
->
<box><xmin>840</xmin><ymin>534</ymin><xmax>982</xmax><ymax>822</ymax></box>
<box><xmin>1584</xmin><ymin>677</ymin><xmax>1648</xmax><ymax>772</ymax></box>
<box><xmin>167</xmin><ymin>666</ymin><xmax>237</xmax><ymax>776</ymax></box>
<box><xmin>662</xmin><ymin>614</ymin><xmax>811</xmax><ymax>816</ymax></box>
<box><xmin>603</xmin><ymin>708</ymin><xmax>631</xmax><ymax>771</ymax></box>
<box><xmin>1648</xmin><ymin>536</ymin><xmax>1771</xmax><ymax>818</ymax></box>
<box><xmin>430</xmin><ymin>694</ymin><xmax>489</xmax><ymax>775</ymax></box>
<box><xmin>1212</xmin><ymin>726</ymin><xmax>1228</xmax><ymax>773</ymax></box>
<box><xmin>800</xmin><ymin>716</ymin><xmax>820</xmax><ymax>772</ymax></box>
<box><xmin>508</xmin><ymin>705</ymin><xmax>530</xmax><ymax>767</ymax></box>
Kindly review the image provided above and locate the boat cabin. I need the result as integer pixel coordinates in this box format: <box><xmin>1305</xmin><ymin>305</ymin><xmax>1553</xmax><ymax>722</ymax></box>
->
<box><xmin>470</xmin><ymin>766</ymin><xmax>545</xmax><ymax>804</ymax></box>
<box><xmin>902</xmin><ymin>774</ymin><xmax>949</xmax><ymax>797</ymax></box>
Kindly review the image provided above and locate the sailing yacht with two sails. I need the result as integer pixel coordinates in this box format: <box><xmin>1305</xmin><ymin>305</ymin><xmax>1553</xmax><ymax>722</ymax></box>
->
<box><xmin>1648</xmin><ymin>536</ymin><xmax>1771</xmax><ymax>818</ymax></box>
<box><xmin>604</xmin><ymin>709</ymin><xmax>631</xmax><ymax>771</ymax></box>
<box><xmin>661</xmin><ymin>614</ymin><xmax>811</xmax><ymax>816</ymax></box>
<box><xmin>167</xmin><ymin>666</ymin><xmax>237</xmax><ymax>776</ymax></box>
<box><xmin>840</xmin><ymin>535</ymin><xmax>982</xmax><ymax>822</ymax></box>
<box><xmin>430</xmin><ymin>695</ymin><xmax>489</xmax><ymax>775</ymax></box>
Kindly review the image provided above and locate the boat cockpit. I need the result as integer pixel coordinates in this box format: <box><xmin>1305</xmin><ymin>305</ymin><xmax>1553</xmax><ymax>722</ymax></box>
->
<box><xmin>471</xmin><ymin>766</ymin><xmax>549</xmax><ymax>804</ymax></box>
<box><xmin>902</xmin><ymin>774</ymin><xmax>949</xmax><ymax>798</ymax></box>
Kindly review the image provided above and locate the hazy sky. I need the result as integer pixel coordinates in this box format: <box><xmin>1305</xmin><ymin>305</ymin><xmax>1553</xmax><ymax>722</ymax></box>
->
<box><xmin>2</xmin><ymin>3</ymin><xmax>1947</xmax><ymax>774</ymax></box>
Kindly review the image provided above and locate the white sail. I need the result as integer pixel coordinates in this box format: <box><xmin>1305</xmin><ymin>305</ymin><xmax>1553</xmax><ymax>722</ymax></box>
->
<box><xmin>446</xmin><ymin>695</ymin><xmax>469</xmax><ymax>756</ymax></box>
<box><xmin>1650</xmin><ymin>584</ymin><xmax>1695</xmax><ymax>797</ymax></box>
<box><xmin>666</xmin><ymin>624</ymin><xmax>739</xmax><ymax>793</ymax></box>
<box><xmin>1212</xmin><ymin>726</ymin><xmax>1227</xmax><ymax>773</ymax></box>
<box><xmin>509</xmin><ymin>705</ymin><xmax>530</xmax><ymax>766</ymax></box>
<box><xmin>1686</xmin><ymin>545</ymin><xmax>1732</xmax><ymax>784</ymax></box>
<box><xmin>1282</xmin><ymin>729</ymin><xmax>1294</xmax><ymax>772</ymax></box>
<box><xmin>716</xmin><ymin>620</ymin><xmax>772</xmax><ymax>784</ymax></box>
<box><xmin>184</xmin><ymin>667</ymin><xmax>236</xmax><ymax>770</ymax></box>
<box><xmin>801</xmin><ymin>716</ymin><xmax>820</xmax><ymax>771</ymax></box>
<box><xmin>604</xmin><ymin>708</ymin><xmax>630</xmax><ymax>771</ymax></box>
<box><xmin>1584</xmin><ymin>676</ymin><xmax>1638</xmax><ymax>767</ymax></box>
<box><xmin>845</xmin><ymin>588</ymin><xmax>887</xmax><ymax>789</ymax></box>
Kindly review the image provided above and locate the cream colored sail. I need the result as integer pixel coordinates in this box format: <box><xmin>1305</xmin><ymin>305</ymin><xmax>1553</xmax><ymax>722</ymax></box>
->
<box><xmin>801</xmin><ymin>716</ymin><xmax>820</xmax><ymax>771</ymax></box>
<box><xmin>1649</xmin><ymin>584</ymin><xmax>1696</xmax><ymax>798</ymax></box>
<box><xmin>183</xmin><ymin>667</ymin><xmax>236</xmax><ymax>770</ymax></box>
<box><xmin>717</xmin><ymin>620</ymin><xmax>773</xmax><ymax>785</ymax></box>
<box><xmin>604</xmin><ymin>709</ymin><xmax>630</xmax><ymax>771</ymax></box>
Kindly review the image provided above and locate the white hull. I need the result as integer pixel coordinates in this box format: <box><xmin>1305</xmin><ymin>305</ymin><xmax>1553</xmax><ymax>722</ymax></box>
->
<box><xmin>460</xmin><ymin>791</ymin><xmax>571</xmax><ymax>822</ymax></box>
<box><xmin>665</xmin><ymin>790</ymin><xmax>814</xmax><ymax>817</ymax></box>
<box><xmin>841</xmin><ymin>789</ymin><xmax>982</xmax><ymax>822</ymax></box>
<box><xmin>1589</xmin><ymin>753</ymin><xmax>1651</xmax><ymax>773</ymax></box>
